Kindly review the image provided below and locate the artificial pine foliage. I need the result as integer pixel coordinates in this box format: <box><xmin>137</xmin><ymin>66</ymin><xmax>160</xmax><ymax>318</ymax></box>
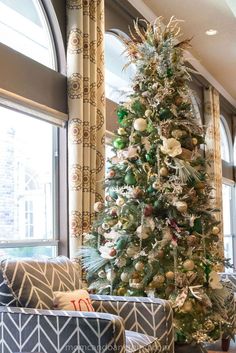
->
<box><xmin>79</xmin><ymin>17</ymin><xmax>234</xmax><ymax>344</ymax></box>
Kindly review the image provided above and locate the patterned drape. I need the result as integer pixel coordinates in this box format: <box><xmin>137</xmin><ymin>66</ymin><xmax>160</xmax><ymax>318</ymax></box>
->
<box><xmin>204</xmin><ymin>86</ymin><xmax>223</xmax><ymax>239</ymax></box>
<box><xmin>67</xmin><ymin>0</ymin><xmax>105</xmax><ymax>258</ymax></box>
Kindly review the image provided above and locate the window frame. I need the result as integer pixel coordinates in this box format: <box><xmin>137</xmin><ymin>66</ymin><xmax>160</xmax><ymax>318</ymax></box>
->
<box><xmin>0</xmin><ymin>0</ymin><xmax>68</xmax><ymax>257</ymax></box>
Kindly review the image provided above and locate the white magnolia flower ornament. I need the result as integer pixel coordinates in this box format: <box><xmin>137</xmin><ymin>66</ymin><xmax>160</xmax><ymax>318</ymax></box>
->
<box><xmin>161</xmin><ymin>137</ymin><xmax>182</xmax><ymax>157</ymax></box>
<box><xmin>208</xmin><ymin>271</ymin><xmax>223</xmax><ymax>290</ymax></box>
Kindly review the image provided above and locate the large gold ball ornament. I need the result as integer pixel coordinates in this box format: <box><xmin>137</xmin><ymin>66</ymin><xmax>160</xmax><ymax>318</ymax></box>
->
<box><xmin>192</xmin><ymin>137</ymin><xmax>198</xmax><ymax>145</ymax></box>
<box><xmin>117</xmin><ymin>287</ymin><xmax>127</xmax><ymax>296</ymax></box>
<box><xmin>187</xmin><ymin>235</ymin><xmax>197</xmax><ymax>247</ymax></box>
<box><xmin>133</xmin><ymin>118</ymin><xmax>147</xmax><ymax>132</ymax></box>
<box><xmin>135</xmin><ymin>261</ymin><xmax>145</xmax><ymax>271</ymax></box>
<box><xmin>120</xmin><ymin>272</ymin><xmax>130</xmax><ymax>283</ymax></box>
<box><xmin>181</xmin><ymin>300</ymin><xmax>193</xmax><ymax>312</ymax></box>
<box><xmin>165</xmin><ymin>271</ymin><xmax>175</xmax><ymax>280</ymax></box>
<box><xmin>160</xmin><ymin>166</ymin><xmax>169</xmax><ymax>177</ymax></box>
<box><xmin>183</xmin><ymin>259</ymin><xmax>195</xmax><ymax>271</ymax></box>
<box><xmin>175</xmin><ymin>201</ymin><xmax>188</xmax><ymax>213</ymax></box>
<box><xmin>132</xmin><ymin>187</ymin><xmax>144</xmax><ymax>199</ymax></box>
<box><xmin>212</xmin><ymin>226</ymin><xmax>220</xmax><ymax>235</ymax></box>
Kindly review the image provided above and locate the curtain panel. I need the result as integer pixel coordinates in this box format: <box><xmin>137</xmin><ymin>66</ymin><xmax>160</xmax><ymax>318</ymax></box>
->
<box><xmin>67</xmin><ymin>0</ymin><xmax>105</xmax><ymax>258</ymax></box>
<box><xmin>204</xmin><ymin>86</ymin><xmax>224</xmax><ymax>246</ymax></box>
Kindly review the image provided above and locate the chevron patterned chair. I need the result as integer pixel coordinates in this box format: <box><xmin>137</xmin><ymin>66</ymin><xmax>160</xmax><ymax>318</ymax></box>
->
<box><xmin>0</xmin><ymin>256</ymin><xmax>174</xmax><ymax>353</ymax></box>
<box><xmin>220</xmin><ymin>273</ymin><xmax>236</xmax><ymax>351</ymax></box>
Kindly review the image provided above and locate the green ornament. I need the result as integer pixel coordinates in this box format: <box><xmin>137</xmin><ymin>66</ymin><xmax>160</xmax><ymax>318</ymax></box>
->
<box><xmin>120</xmin><ymin>118</ymin><xmax>130</xmax><ymax>128</ymax></box>
<box><xmin>125</xmin><ymin>289</ymin><xmax>145</xmax><ymax>297</ymax></box>
<box><xmin>118</xmin><ymin>116</ymin><xmax>124</xmax><ymax>124</ymax></box>
<box><xmin>147</xmin><ymin>185</ymin><xmax>155</xmax><ymax>193</ymax></box>
<box><xmin>166</xmin><ymin>68</ymin><xmax>173</xmax><ymax>77</ymax></box>
<box><xmin>145</xmin><ymin>153</ymin><xmax>155</xmax><ymax>165</ymax></box>
<box><xmin>115</xmin><ymin>236</ymin><xmax>128</xmax><ymax>250</ymax></box>
<box><xmin>159</xmin><ymin>107</ymin><xmax>172</xmax><ymax>120</ymax></box>
<box><xmin>113</xmin><ymin>137</ymin><xmax>126</xmax><ymax>150</ymax></box>
<box><xmin>117</xmin><ymin>108</ymin><xmax>128</xmax><ymax>119</ymax></box>
<box><xmin>124</xmin><ymin>172</ymin><xmax>137</xmax><ymax>186</ymax></box>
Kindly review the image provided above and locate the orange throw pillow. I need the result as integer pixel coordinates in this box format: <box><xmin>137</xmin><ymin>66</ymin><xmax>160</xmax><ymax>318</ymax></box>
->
<box><xmin>53</xmin><ymin>289</ymin><xmax>94</xmax><ymax>312</ymax></box>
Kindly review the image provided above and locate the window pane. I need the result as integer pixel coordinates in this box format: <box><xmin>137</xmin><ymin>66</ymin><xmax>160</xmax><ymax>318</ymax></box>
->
<box><xmin>220</xmin><ymin>120</ymin><xmax>230</xmax><ymax>162</ymax></box>
<box><xmin>105</xmin><ymin>32</ymin><xmax>136</xmax><ymax>103</ymax></box>
<box><xmin>0</xmin><ymin>245</ymin><xmax>56</xmax><ymax>258</ymax></box>
<box><xmin>0</xmin><ymin>107</ymin><xmax>55</xmax><ymax>241</ymax></box>
<box><xmin>0</xmin><ymin>0</ymin><xmax>56</xmax><ymax>69</ymax></box>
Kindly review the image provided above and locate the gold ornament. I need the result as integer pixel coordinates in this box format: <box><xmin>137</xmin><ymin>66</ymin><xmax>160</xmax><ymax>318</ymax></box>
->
<box><xmin>116</xmin><ymin>197</ymin><xmax>125</xmax><ymax>207</ymax></box>
<box><xmin>133</xmin><ymin>118</ymin><xmax>147</xmax><ymax>132</ymax></box>
<box><xmin>120</xmin><ymin>272</ymin><xmax>130</xmax><ymax>283</ymax></box>
<box><xmin>153</xmin><ymin>274</ymin><xmax>165</xmax><ymax>287</ymax></box>
<box><xmin>135</xmin><ymin>261</ymin><xmax>145</xmax><ymax>271</ymax></box>
<box><xmin>192</xmin><ymin>137</ymin><xmax>198</xmax><ymax>145</ymax></box>
<box><xmin>204</xmin><ymin>319</ymin><xmax>215</xmax><ymax>332</ymax></box>
<box><xmin>156</xmin><ymin>250</ymin><xmax>164</xmax><ymax>259</ymax></box>
<box><xmin>195</xmin><ymin>182</ymin><xmax>205</xmax><ymax>190</ymax></box>
<box><xmin>117</xmin><ymin>287</ymin><xmax>127</xmax><ymax>296</ymax></box>
<box><xmin>187</xmin><ymin>235</ymin><xmax>197</xmax><ymax>246</ymax></box>
<box><xmin>126</xmin><ymin>245</ymin><xmax>139</xmax><ymax>257</ymax></box>
<box><xmin>183</xmin><ymin>259</ymin><xmax>195</xmax><ymax>271</ymax></box>
<box><xmin>165</xmin><ymin>271</ymin><xmax>175</xmax><ymax>280</ymax></box>
<box><xmin>129</xmin><ymin>278</ymin><xmax>143</xmax><ymax>289</ymax></box>
<box><xmin>212</xmin><ymin>226</ymin><xmax>220</xmax><ymax>235</ymax></box>
<box><xmin>94</xmin><ymin>201</ymin><xmax>104</xmax><ymax>212</ymax></box>
<box><xmin>118</xmin><ymin>128</ymin><xmax>126</xmax><ymax>135</ymax></box>
<box><xmin>136</xmin><ymin>225</ymin><xmax>151</xmax><ymax>239</ymax></box>
<box><xmin>160</xmin><ymin>166</ymin><xmax>168</xmax><ymax>177</ymax></box>
<box><xmin>175</xmin><ymin>201</ymin><xmax>188</xmax><ymax>213</ymax></box>
<box><xmin>171</xmin><ymin>129</ymin><xmax>183</xmax><ymax>139</ymax></box>
<box><xmin>145</xmin><ymin>109</ymin><xmax>152</xmax><ymax>118</ymax></box>
<box><xmin>181</xmin><ymin>300</ymin><xmax>193</xmax><ymax>312</ymax></box>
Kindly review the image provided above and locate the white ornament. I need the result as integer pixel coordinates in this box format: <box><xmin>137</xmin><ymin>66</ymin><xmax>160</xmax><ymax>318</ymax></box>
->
<box><xmin>106</xmin><ymin>269</ymin><xmax>116</xmax><ymax>282</ymax></box>
<box><xmin>94</xmin><ymin>201</ymin><xmax>104</xmax><ymax>212</ymax></box>
<box><xmin>161</xmin><ymin>137</ymin><xmax>182</xmax><ymax>157</ymax></box>
<box><xmin>116</xmin><ymin>197</ymin><xmax>125</xmax><ymax>207</ymax></box>
<box><xmin>101</xmin><ymin>222</ymin><xmax>110</xmax><ymax>230</ymax></box>
<box><xmin>134</xmin><ymin>118</ymin><xmax>147</xmax><ymax>132</ymax></box>
<box><xmin>120</xmin><ymin>272</ymin><xmax>130</xmax><ymax>282</ymax></box>
<box><xmin>152</xmin><ymin>181</ymin><xmax>159</xmax><ymax>190</ymax></box>
<box><xmin>99</xmin><ymin>243</ymin><xmax>115</xmax><ymax>259</ymax></box>
<box><xmin>98</xmin><ymin>270</ymin><xmax>106</xmax><ymax>278</ymax></box>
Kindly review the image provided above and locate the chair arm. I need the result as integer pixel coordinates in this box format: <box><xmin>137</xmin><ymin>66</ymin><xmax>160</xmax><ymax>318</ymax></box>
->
<box><xmin>91</xmin><ymin>294</ymin><xmax>174</xmax><ymax>353</ymax></box>
<box><xmin>0</xmin><ymin>306</ymin><xmax>125</xmax><ymax>353</ymax></box>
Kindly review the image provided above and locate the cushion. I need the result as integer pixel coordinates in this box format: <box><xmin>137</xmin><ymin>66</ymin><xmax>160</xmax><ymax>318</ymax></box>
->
<box><xmin>125</xmin><ymin>330</ymin><xmax>161</xmax><ymax>353</ymax></box>
<box><xmin>53</xmin><ymin>289</ymin><xmax>94</xmax><ymax>311</ymax></box>
<box><xmin>0</xmin><ymin>256</ymin><xmax>81</xmax><ymax>309</ymax></box>
<box><xmin>0</xmin><ymin>271</ymin><xmax>17</xmax><ymax>306</ymax></box>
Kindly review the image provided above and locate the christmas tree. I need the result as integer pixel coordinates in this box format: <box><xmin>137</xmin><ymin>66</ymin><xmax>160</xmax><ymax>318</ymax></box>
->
<box><xmin>79</xmin><ymin>17</ymin><xmax>233</xmax><ymax>343</ymax></box>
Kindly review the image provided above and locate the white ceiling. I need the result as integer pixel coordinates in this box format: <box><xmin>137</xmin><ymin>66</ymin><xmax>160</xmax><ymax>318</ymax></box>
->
<box><xmin>128</xmin><ymin>0</ymin><xmax>236</xmax><ymax>107</ymax></box>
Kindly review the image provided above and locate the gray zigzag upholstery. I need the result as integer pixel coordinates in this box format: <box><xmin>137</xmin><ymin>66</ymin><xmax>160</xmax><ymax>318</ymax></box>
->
<box><xmin>0</xmin><ymin>307</ymin><xmax>125</xmax><ymax>353</ymax></box>
<box><xmin>0</xmin><ymin>257</ymin><xmax>174</xmax><ymax>353</ymax></box>
<box><xmin>0</xmin><ymin>256</ymin><xmax>80</xmax><ymax>309</ymax></box>
<box><xmin>0</xmin><ymin>271</ymin><xmax>17</xmax><ymax>307</ymax></box>
<box><xmin>91</xmin><ymin>295</ymin><xmax>174</xmax><ymax>353</ymax></box>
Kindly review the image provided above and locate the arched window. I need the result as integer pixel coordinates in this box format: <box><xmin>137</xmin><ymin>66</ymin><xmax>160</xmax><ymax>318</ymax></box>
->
<box><xmin>0</xmin><ymin>1</ymin><xmax>67</xmax><ymax>258</ymax></box>
<box><xmin>105</xmin><ymin>31</ymin><xmax>136</xmax><ymax>103</ymax></box>
<box><xmin>220</xmin><ymin>118</ymin><xmax>232</xmax><ymax>163</ymax></box>
<box><xmin>0</xmin><ymin>0</ymin><xmax>56</xmax><ymax>69</ymax></box>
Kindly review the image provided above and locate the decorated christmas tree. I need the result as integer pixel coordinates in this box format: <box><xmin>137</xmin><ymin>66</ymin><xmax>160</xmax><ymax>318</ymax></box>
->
<box><xmin>79</xmin><ymin>18</ymin><xmax>233</xmax><ymax>343</ymax></box>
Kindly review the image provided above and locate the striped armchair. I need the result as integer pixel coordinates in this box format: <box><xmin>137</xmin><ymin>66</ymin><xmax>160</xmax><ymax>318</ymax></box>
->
<box><xmin>0</xmin><ymin>256</ymin><xmax>174</xmax><ymax>353</ymax></box>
